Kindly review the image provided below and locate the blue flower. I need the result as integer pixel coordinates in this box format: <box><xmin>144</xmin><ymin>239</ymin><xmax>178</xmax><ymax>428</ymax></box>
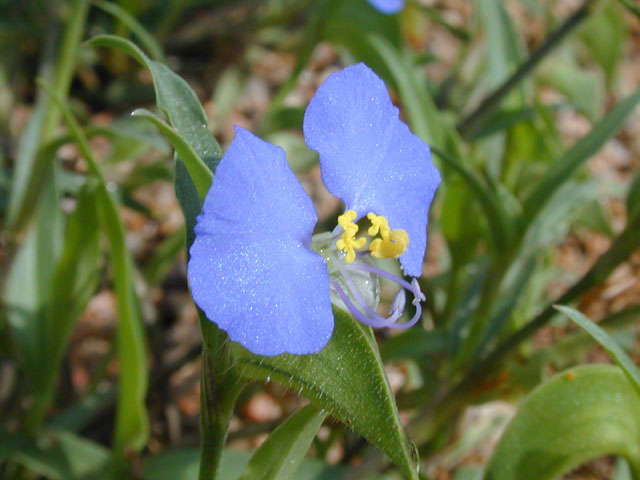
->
<box><xmin>366</xmin><ymin>0</ymin><xmax>405</xmax><ymax>14</ymax></box>
<box><xmin>188</xmin><ymin>63</ymin><xmax>440</xmax><ymax>356</ymax></box>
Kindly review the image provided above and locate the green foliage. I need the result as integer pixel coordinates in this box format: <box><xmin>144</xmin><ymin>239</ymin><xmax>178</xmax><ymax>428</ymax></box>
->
<box><xmin>2</xmin><ymin>2</ymin><xmax>640</xmax><ymax>480</ymax></box>
<box><xmin>233</xmin><ymin>308</ymin><xmax>419</xmax><ymax>480</ymax></box>
<box><xmin>42</xmin><ymin>81</ymin><xmax>149</xmax><ymax>452</ymax></box>
<box><xmin>485</xmin><ymin>365</ymin><xmax>640</xmax><ymax>479</ymax></box>
<box><xmin>556</xmin><ymin>306</ymin><xmax>640</xmax><ymax>396</ymax></box>
<box><xmin>237</xmin><ymin>405</ymin><xmax>327</xmax><ymax>480</ymax></box>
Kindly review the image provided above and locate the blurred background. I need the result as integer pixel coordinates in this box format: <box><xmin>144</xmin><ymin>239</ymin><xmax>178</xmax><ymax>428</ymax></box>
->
<box><xmin>1</xmin><ymin>0</ymin><xmax>639</xmax><ymax>479</ymax></box>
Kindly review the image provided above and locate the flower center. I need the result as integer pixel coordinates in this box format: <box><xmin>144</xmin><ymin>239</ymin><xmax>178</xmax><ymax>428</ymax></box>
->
<box><xmin>311</xmin><ymin>210</ymin><xmax>424</xmax><ymax>330</ymax></box>
<box><xmin>336</xmin><ymin>210</ymin><xmax>409</xmax><ymax>263</ymax></box>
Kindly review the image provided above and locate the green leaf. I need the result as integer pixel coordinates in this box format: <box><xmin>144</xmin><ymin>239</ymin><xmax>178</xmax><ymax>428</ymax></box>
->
<box><xmin>131</xmin><ymin>108</ymin><xmax>211</xmax><ymax>201</ymax></box>
<box><xmin>441</xmin><ymin>176</ymin><xmax>483</xmax><ymax>265</ymax></box>
<box><xmin>380</xmin><ymin>328</ymin><xmax>448</xmax><ymax>363</ymax></box>
<box><xmin>555</xmin><ymin>305</ymin><xmax>640</xmax><ymax>396</ymax></box>
<box><xmin>476</xmin><ymin>0</ymin><xmax>523</xmax><ymax>88</ymax></box>
<box><xmin>42</xmin><ymin>80</ymin><xmax>149</xmax><ymax>452</ymax></box>
<box><xmin>362</xmin><ymin>34</ymin><xmax>446</xmax><ymax>149</ymax></box>
<box><xmin>626</xmin><ymin>173</ymin><xmax>640</xmax><ymax>221</ymax></box>
<box><xmin>615</xmin><ymin>0</ymin><xmax>640</xmax><ymax>18</ymax></box>
<box><xmin>522</xmin><ymin>86</ymin><xmax>640</xmax><ymax>227</ymax></box>
<box><xmin>0</xmin><ymin>430</ymin><xmax>110</xmax><ymax>480</ymax></box>
<box><xmin>579</xmin><ymin>4</ymin><xmax>626</xmax><ymax>85</ymax></box>
<box><xmin>87</xmin><ymin>35</ymin><xmax>222</xmax><ymax>249</ymax></box>
<box><xmin>537</xmin><ymin>58</ymin><xmax>604</xmax><ymax>121</ymax></box>
<box><xmin>86</xmin><ymin>35</ymin><xmax>221</xmax><ymax>170</ymax></box>
<box><xmin>4</xmin><ymin>168</ymin><xmax>65</xmax><ymax>433</ymax></box>
<box><xmin>466</xmin><ymin>107</ymin><xmax>536</xmax><ymax>141</ymax></box>
<box><xmin>484</xmin><ymin>364</ymin><xmax>640</xmax><ymax>480</ymax></box>
<box><xmin>143</xmin><ymin>227</ymin><xmax>185</xmax><ymax>285</ymax></box>
<box><xmin>264</xmin><ymin>131</ymin><xmax>318</xmax><ymax>173</ymax></box>
<box><xmin>92</xmin><ymin>0</ymin><xmax>165</xmax><ymax>62</ymax></box>
<box><xmin>432</xmin><ymin>148</ymin><xmax>514</xmax><ymax>254</ymax></box>
<box><xmin>23</xmin><ymin>184</ymin><xmax>102</xmax><ymax>429</ymax></box>
<box><xmin>238</xmin><ymin>405</ymin><xmax>327</xmax><ymax>480</ymax></box>
<box><xmin>143</xmin><ymin>449</ymin><xmax>347</xmax><ymax>480</ymax></box>
<box><xmin>233</xmin><ymin>308</ymin><xmax>419</xmax><ymax>480</ymax></box>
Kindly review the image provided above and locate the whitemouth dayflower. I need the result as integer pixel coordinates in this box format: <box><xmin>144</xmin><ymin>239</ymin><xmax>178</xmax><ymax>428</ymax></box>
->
<box><xmin>366</xmin><ymin>0</ymin><xmax>405</xmax><ymax>14</ymax></box>
<box><xmin>188</xmin><ymin>63</ymin><xmax>440</xmax><ymax>356</ymax></box>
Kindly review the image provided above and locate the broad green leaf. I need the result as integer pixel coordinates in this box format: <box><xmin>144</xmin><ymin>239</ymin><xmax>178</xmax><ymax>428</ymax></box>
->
<box><xmin>238</xmin><ymin>405</ymin><xmax>327</xmax><ymax>480</ymax></box>
<box><xmin>233</xmin><ymin>308</ymin><xmax>419</xmax><ymax>480</ymax></box>
<box><xmin>485</xmin><ymin>364</ymin><xmax>640</xmax><ymax>480</ymax></box>
<box><xmin>522</xmin><ymin>86</ymin><xmax>640</xmax><ymax>227</ymax></box>
<box><xmin>555</xmin><ymin>305</ymin><xmax>640</xmax><ymax>396</ymax></box>
<box><xmin>43</xmin><ymin>81</ymin><xmax>149</xmax><ymax>452</ymax></box>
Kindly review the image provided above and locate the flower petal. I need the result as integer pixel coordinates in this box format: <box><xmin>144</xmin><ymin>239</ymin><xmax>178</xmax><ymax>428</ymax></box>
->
<box><xmin>366</xmin><ymin>0</ymin><xmax>405</xmax><ymax>14</ymax></box>
<box><xmin>188</xmin><ymin>127</ymin><xmax>333</xmax><ymax>356</ymax></box>
<box><xmin>303</xmin><ymin>64</ymin><xmax>441</xmax><ymax>277</ymax></box>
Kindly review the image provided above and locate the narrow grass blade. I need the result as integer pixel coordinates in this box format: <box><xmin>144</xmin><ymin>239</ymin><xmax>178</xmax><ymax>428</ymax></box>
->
<box><xmin>92</xmin><ymin>0</ymin><xmax>165</xmax><ymax>62</ymax></box>
<box><xmin>41</xmin><ymin>80</ymin><xmax>149</xmax><ymax>452</ymax></box>
<box><xmin>555</xmin><ymin>305</ymin><xmax>640</xmax><ymax>397</ymax></box>
<box><xmin>238</xmin><ymin>405</ymin><xmax>327</xmax><ymax>480</ymax></box>
<box><xmin>522</xmin><ymin>87</ymin><xmax>640</xmax><ymax>226</ymax></box>
<box><xmin>132</xmin><ymin>108</ymin><xmax>211</xmax><ymax>201</ymax></box>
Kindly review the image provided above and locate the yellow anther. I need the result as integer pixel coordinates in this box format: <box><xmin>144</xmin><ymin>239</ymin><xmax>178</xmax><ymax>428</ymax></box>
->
<box><xmin>369</xmin><ymin>229</ymin><xmax>409</xmax><ymax>258</ymax></box>
<box><xmin>367</xmin><ymin>213</ymin><xmax>390</xmax><ymax>238</ymax></box>
<box><xmin>366</xmin><ymin>213</ymin><xmax>409</xmax><ymax>259</ymax></box>
<box><xmin>336</xmin><ymin>210</ymin><xmax>366</xmax><ymax>263</ymax></box>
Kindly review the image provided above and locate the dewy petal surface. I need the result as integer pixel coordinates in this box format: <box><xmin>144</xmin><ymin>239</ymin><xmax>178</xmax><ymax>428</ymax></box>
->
<box><xmin>366</xmin><ymin>0</ymin><xmax>405</xmax><ymax>14</ymax></box>
<box><xmin>188</xmin><ymin>127</ymin><xmax>333</xmax><ymax>356</ymax></box>
<box><xmin>304</xmin><ymin>63</ymin><xmax>441</xmax><ymax>277</ymax></box>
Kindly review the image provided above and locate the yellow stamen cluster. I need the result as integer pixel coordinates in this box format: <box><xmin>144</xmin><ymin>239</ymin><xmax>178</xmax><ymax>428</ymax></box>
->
<box><xmin>335</xmin><ymin>210</ymin><xmax>409</xmax><ymax>263</ymax></box>
<box><xmin>367</xmin><ymin>213</ymin><xmax>409</xmax><ymax>259</ymax></box>
<box><xmin>336</xmin><ymin>210</ymin><xmax>367</xmax><ymax>263</ymax></box>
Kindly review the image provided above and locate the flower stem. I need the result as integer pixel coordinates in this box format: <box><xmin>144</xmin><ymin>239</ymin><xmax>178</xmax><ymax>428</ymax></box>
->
<box><xmin>457</xmin><ymin>0</ymin><xmax>594</xmax><ymax>136</ymax></box>
<box><xmin>198</xmin><ymin>321</ymin><xmax>245</xmax><ymax>480</ymax></box>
